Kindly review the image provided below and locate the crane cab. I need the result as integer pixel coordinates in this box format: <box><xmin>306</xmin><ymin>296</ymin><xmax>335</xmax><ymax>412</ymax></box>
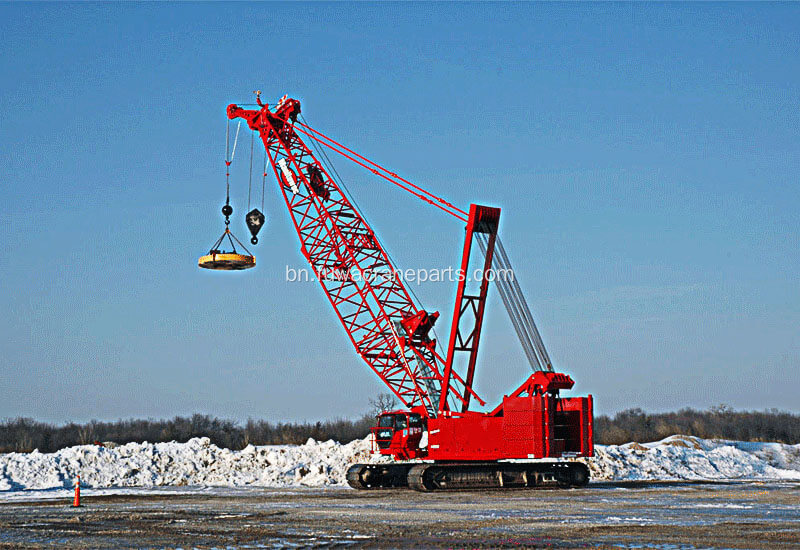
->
<box><xmin>372</xmin><ymin>411</ymin><xmax>426</xmax><ymax>460</ymax></box>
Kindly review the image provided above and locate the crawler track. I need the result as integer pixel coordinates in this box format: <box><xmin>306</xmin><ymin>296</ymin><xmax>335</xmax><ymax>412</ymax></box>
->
<box><xmin>346</xmin><ymin>464</ymin><xmax>414</xmax><ymax>489</ymax></box>
<box><xmin>347</xmin><ymin>461</ymin><xmax>590</xmax><ymax>491</ymax></box>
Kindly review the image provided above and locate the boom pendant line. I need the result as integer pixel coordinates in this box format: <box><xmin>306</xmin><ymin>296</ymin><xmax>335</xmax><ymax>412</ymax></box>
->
<box><xmin>219</xmin><ymin>94</ymin><xmax>594</xmax><ymax>491</ymax></box>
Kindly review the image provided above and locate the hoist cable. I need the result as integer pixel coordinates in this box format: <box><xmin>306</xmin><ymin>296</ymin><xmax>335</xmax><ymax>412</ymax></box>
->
<box><xmin>261</xmin><ymin>149</ymin><xmax>267</xmax><ymax>211</ymax></box>
<box><xmin>301</xmin><ymin>115</ymin><xmax>443</xmax><ymax>352</ymax></box>
<box><xmin>224</xmin><ymin>120</ymin><xmax>231</xmax><ymax>204</ymax></box>
<box><xmin>247</xmin><ymin>131</ymin><xmax>254</xmax><ymax>211</ymax></box>
<box><xmin>224</xmin><ymin>120</ymin><xmax>242</xmax><ymax>210</ymax></box>
<box><xmin>230</xmin><ymin>121</ymin><xmax>242</xmax><ymax>162</ymax></box>
<box><xmin>300</xmin><ymin>114</ymin><xmax>449</xmax><ymax>404</ymax></box>
<box><xmin>300</xmin><ymin>115</ymin><xmax>349</xmax><ymax>197</ymax></box>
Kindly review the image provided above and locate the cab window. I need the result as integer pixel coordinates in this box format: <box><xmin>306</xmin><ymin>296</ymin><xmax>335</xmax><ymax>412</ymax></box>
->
<box><xmin>396</xmin><ymin>415</ymin><xmax>408</xmax><ymax>429</ymax></box>
<box><xmin>378</xmin><ymin>415</ymin><xmax>395</xmax><ymax>428</ymax></box>
<box><xmin>409</xmin><ymin>414</ymin><xmax>422</xmax><ymax>427</ymax></box>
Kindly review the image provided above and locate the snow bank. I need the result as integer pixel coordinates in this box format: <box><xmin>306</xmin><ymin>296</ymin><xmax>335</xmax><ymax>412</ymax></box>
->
<box><xmin>1</xmin><ymin>434</ymin><xmax>798</xmax><ymax>493</ymax></box>
<box><xmin>0</xmin><ymin>437</ymin><xmax>380</xmax><ymax>492</ymax></box>
<box><xmin>586</xmin><ymin>435</ymin><xmax>800</xmax><ymax>481</ymax></box>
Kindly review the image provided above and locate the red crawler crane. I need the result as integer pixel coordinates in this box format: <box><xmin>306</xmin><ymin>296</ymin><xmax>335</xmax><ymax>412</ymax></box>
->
<box><xmin>224</xmin><ymin>94</ymin><xmax>593</xmax><ymax>491</ymax></box>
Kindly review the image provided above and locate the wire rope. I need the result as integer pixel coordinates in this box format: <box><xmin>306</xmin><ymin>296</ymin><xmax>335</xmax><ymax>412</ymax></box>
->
<box><xmin>300</xmin><ymin>114</ymin><xmax>444</xmax><ymax>348</ymax></box>
<box><xmin>299</xmin><ymin>114</ymin><xmax>450</xmax><ymax>403</ymax></box>
<box><xmin>293</xmin><ymin>123</ymin><xmax>467</xmax><ymax>221</ymax></box>
<box><xmin>476</xmin><ymin>234</ymin><xmax>541</xmax><ymax>371</ymax></box>
<box><xmin>230</xmin><ymin>121</ymin><xmax>242</xmax><ymax>161</ymax></box>
<box><xmin>296</xmin><ymin>121</ymin><xmax>468</xmax><ymax>218</ymax></box>
<box><xmin>261</xmin><ymin>149</ymin><xmax>267</xmax><ymax>211</ymax></box>
<box><xmin>225</xmin><ymin>120</ymin><xmax>231</xmax><ymax>204</ymax></box>
<box><xmin>476</xmin><ymin>233</ymin><xmax>554</xmax><ymax>372</ymax></box>
<box><xmin>247</xmin><ymin>131</ymin><xmax>254</xmax><ymax>211</ymax></box>
<box><xmin>495</xmin><ymin>238</ymin><xmax>552</xmax><ymax>370</ymax></box>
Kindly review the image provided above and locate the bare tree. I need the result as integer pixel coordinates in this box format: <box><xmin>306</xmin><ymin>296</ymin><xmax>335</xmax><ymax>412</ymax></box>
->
<box><xmin>77</xmin><ymin>421</ymin><xmax>96</xmax><ymax>445</ymax></box>
<box><xmin>369</xmin><ymin>393</ymin><xmax>399</xmax><ymax>416</ymax></box>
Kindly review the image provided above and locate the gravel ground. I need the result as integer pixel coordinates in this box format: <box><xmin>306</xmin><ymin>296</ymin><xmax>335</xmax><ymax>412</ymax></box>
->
<box><xmin>0</xmin><ymin>481</ymin><xmax>798</xmax><ymax>549</ymax></box>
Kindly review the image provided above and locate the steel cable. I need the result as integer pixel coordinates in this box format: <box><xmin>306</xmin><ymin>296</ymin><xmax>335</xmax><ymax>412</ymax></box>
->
<box><xmin>495</xmin><ymin>238</ymin><xmax>553</xmax><ymax>370</ymax></box>
<box><xmin>299</xmin><ymin>114</ymin><xmax>447</xmax><ymax>406</ymax></box>
<box><xmin>247</xmin><ymin>131</ymin><xmax>254</xmax><ymax>211</ymax></box>
<box><xmin>476</xmin><ymin>234</ymin><xmax>541</xmax><ymax>370</ymax></box>
<box><xmin>261</xmin><ymin>150</ymin><xmax>267</xmax><ymax>211</ymax></box>
<box><xmin>477</xmin><ymin>233</ymin><xmax>553</xmax><ymax>372</ymax></box>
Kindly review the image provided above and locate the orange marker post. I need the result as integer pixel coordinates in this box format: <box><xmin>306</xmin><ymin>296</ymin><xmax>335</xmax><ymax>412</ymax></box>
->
<box><xmin>72</xmin><ymin>475</ymin><xmax>81</xmax><ymax>507</ymax></box>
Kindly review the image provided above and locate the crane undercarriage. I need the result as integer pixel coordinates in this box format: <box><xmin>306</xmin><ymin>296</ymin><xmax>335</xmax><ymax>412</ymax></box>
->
<box><xmin>347</xmin><ymin>461</ymin><xmax>590</xmax><ymax>491</ymax></box>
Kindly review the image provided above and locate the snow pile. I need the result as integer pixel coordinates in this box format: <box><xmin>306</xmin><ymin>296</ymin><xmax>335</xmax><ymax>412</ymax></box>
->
<box><xmin>0</xmin><ymin>437</ymin><xmax>381</xmax><ymax>492</ymax></box>
<box><xmin>586</xmin><ymin>435</ymin><xmax>800</xmax><ymax>481</ymax></box>
<box><xmin>1</xmin><ymin>434</ymin><xmax>798</xmax><ymax>493</ymax></box>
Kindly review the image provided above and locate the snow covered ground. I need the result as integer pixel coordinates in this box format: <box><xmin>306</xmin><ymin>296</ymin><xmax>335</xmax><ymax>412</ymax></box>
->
<box><xmin>0</xmin><ymin>437</ymin><xmax>375</xmax><ymax>495</ymax></box>
<box><xmin>0</xmin><ymin>434</ymin><xmax>798</xmax><ymax>499</ymax></box>
<box><xmin>588</xmin><ymin>435</ymin><xmax>800</xmax><ymax>481</ymax></box>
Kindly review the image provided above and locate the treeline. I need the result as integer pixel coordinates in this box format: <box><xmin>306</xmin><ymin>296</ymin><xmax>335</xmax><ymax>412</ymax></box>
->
<box><xmin>594</xmin><ymin>406</ymin><xmax>800</xmax><ymax>445</ymax></box>
<box><xmin>1</xmin><ymin>406</ymin><xmax>798</xmax><ymax>453</ymax></box>
<box><xmin>0</xmin><ymin>414</ymin><xmax>374</xmax><ymax>454</ymax></box>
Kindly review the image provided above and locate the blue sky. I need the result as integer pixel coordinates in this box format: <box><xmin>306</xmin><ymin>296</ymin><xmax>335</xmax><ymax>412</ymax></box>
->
<box><xmin>1</xmin><ymin>3</ymin><xmax>798</xmax><ymax>423</ymax></box>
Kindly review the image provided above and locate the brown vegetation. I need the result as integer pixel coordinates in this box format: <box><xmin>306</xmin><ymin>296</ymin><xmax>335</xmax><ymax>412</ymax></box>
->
<box><xmin>1</xmin><ymin>405</ymin><xmax>797</xmax><ymax>453</ymax></box>
<box><xmin>594</xmin><ymin>406</ymin><xmax>800</xmax><ymax>445</ymax></box>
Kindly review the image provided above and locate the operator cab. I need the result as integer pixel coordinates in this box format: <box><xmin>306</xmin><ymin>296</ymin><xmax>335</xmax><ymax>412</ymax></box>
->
<box><xmin>373</xmin><ymin>411</ymin><xmax>424</xmax><ymax>452</ymax></box>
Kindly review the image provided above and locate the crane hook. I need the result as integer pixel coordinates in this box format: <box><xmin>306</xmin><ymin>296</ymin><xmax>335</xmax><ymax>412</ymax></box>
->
<box><xmin>246</xmin><ymin>208</ymin><xmax>265</xmax><ymax>245</ymax></box>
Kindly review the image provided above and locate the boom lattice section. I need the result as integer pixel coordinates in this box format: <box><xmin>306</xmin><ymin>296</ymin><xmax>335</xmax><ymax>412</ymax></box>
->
<box><xmin>228</xmin><ymin>99</ymin><xmax>473</xmax><ymax>415</ymax></box>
